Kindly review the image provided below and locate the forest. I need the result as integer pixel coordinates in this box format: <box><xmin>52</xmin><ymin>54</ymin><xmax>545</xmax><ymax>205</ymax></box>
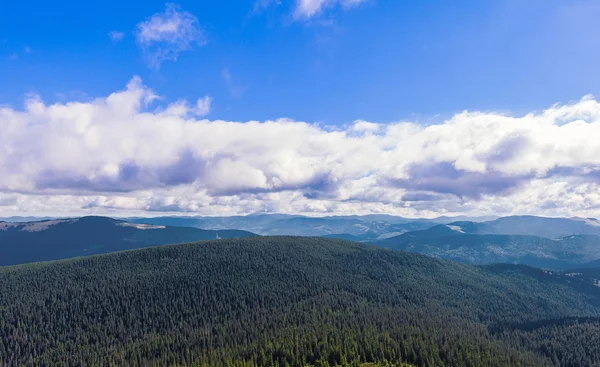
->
<box><xmin>1</xmin><ymin>236</ymin><xmax>600</xmax><ymax>366</ymax></box>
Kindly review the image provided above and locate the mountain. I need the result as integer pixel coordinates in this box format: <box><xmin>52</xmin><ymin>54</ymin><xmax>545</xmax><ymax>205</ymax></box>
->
<box><xmin>447</xmin><ymin>216</ymin><xmax>600</xmax><ymax>237</ymax></box>
<box><xmin>579</xmin><ymin>258</ymin><xmax>600</xmax><ymax>269</ymax></box>
<box><xmin>6</xmin><ymin>213</ymin><xmax>600</xmax><ymax>269</ymax></box>
<box><xmin>426</xmin><ymin>215</ymin><xmax>500</xmax><ymax>224</ymax></box>
<box><xmin>0</xmin><ymin>216</ymin><xmax>55</xmax><ymax>222</ymax></box>
<box><xmin>561</xmin><ymin>267</ymin><xmax>600</xmax><ymax>289</ymax></box>
<box><xmin>318</xmin><ymin>214</ymin><xmax>498</xmax><ymax>224</ymax></box>
<box><xmin>373</xmin><ymin>224</ymin><xmax>600</xmax><ymax>269</ymax></box>
<box><xmin>129</xmin><ymin>214</ymin><xmax>439</xmax><ymax>239</ymax></box>
<box><xmin>4</xmin><ymin>214</ymin><xmax>595</xmax><ymax>239</ymax></box>
<box><xmin>129</xmin><ymin>214</ymin><xmax>600</xmax><ymax>240</ymax></box>
<box><xmin>1</xmin><ymin>237</ymin><xmax>599</xmax><ymax>366</ymax></box>
<box><xmin>563</xmin><ymin>259</ymin><xmax>600</xmax><ymax>287</ymax></box>
<box><xmin>0</xmin><ymin>216</ymin><xmax>256</xmax><ymax>266</ymax></box>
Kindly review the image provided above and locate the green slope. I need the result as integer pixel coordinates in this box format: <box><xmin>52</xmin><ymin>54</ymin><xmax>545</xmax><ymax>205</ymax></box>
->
<box><xmin>1</xmin><ymin>237</ymin><xmax>600</xmax><ymax>366</ymax></box>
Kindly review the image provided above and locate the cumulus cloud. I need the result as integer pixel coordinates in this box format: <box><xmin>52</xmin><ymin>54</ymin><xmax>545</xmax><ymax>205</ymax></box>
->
<box><xmin>135</xmin><ymin>3</ymin><xmax>204</xmax><ymax>68</ymax></box>
<box><xmin>2</xmin><ymin>78</ymin><xmax>600</xmax><ymax>217</ymax></box>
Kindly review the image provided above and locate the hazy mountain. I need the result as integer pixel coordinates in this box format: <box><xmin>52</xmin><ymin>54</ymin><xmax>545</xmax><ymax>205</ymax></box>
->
<box><xmin>0</xmin><ymin>216</ymin><xmax>256</xmax><ymax>266</ymax></box>
<box><xmin>373</xmin><ymin>224</ymin><xmax>600</xmax><ymax>270</ymax></box>
<box><xmin>576</xmin><ymin>258</ymin><xmax>600</xmax><ymax>270</ymax></box>
<box><xmin>6</xmin><ymin>214</ymin><xmax>600</xmax><ymax>269</ymax></box>
<box><xmin>452</xmin><ymin>216</ymin><xmax>600</xmax><ymax>237</ymax></box>
<box><xmin>0</xmin><ymin>213</ymin><xmax>499</xmax><ymax>239</ymax></box>
<box><xmin>319</xmin><ymin>214</ymin><xmax>497</xmax><ymax>224</ymax></box>
<box><xmin>130</xmin><ymin>214</ymin><xmax>600</xmax><ymax>240</ymax></box>
<box><xmin>0</xmin><ymin>216</ymin><xmax>55</xmax><ymax>222</ymax></box>
<box><xmin>1</xmin><ymin>237</ymin><xmax>599</xmax><ymax>366</ymax></box>
<box><xmin>129</xmin><ymin>214</ymin><xmax>439</xmax><ymax>238</ymax></box>
<box><xmin>426</xmin><ymin>215</ymin><xmax>500</xmax><ymax>224</ymax></box>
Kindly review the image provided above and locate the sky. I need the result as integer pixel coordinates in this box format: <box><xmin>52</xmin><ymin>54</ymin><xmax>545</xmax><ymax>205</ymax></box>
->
<box><xmin>1</xmin><ymin>0</ymin><xmax>600</xmax><ymax>218</ymax></box>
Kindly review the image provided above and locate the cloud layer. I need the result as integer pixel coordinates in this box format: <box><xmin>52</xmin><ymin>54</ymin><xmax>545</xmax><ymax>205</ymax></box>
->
<box><xmin>2</xmin><ymin>78</ymin><xmax>600</xmax><ymax>217</ymax></box>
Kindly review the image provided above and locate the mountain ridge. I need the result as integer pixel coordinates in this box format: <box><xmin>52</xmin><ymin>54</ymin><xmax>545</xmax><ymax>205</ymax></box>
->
<box><xmin>372</xmin><ymin>222</ymin><xmax>600</xmax><ymax>270</ymax></box>
<box><xmin>0</xmin><ymin>216</ymin><xmax>256</xmax><ymax>266</ymax></box>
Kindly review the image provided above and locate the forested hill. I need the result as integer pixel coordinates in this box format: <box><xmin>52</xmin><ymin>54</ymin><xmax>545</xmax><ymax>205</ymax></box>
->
<box><xmin>2</xmin><ymin>237</ymin><xmax>600</xmax><ymax>366</ymax></box>
<box><xmin>0</xmin><ymin>216</ymin><xmax>256</xmax><ymax>266</ymax></box>
<box><xmin>372</xmin><ymin>224</ymin><xmax>600</xmax><ymax>270</ymax></box>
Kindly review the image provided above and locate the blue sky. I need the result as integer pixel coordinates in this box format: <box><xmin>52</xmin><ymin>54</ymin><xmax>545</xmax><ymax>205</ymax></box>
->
<box><xmin>2</xmin><ymin>0</ymin><xmax>600</xmax><ymax>217</ymax></box>
<box><xmin>2</xmin><ymin>0</ymin><xmax>599</xmax><ymax>124</ymax></box>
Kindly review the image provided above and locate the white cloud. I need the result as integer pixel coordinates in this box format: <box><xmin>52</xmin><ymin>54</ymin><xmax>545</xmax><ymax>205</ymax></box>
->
<box><xmin>252</xmin><ymin>0</ymin><xmax>368</xmax><ymax>19</ymax></box>
<box><xmin>135</xmin><ymin>3</ymin><xmax>204</xmax><ymax>68</ymax></box>
<box><xmin>351</xmin><ymin>120</ymin><xmax>380</xmax><ymax>134</ymax></box>
<box><xmin>109</xmin><ymin>31</ymin><xmax>125</xmax><ymax>43</ymax></box>
<box><xmin>3</xmin><ymin>78</ymin><xmax>600</xmax><ymax>217</ymax></box>
<box><xmin>294</xmin><ymin>0</ymin><xmax>368</xmax><ymax>19</ymax></box>
<box><xmin>194</xmin><ymin>96</ymin><xmax>212</xmax><ymax>117</ymax></box>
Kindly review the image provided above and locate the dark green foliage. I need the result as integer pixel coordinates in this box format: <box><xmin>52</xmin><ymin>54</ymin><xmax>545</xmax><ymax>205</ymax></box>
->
<box><xmin>321</xmin><ymin>233</ymin><xmax>375</xmax><ymax>241</ymax></box>
<box><xmin>1</xmin><ymin>237</ymin><xmax>600</xmax><ymax>366</ymax></box>
<box><xmin>493</xmin><ymin>318</ymin><xmax>600</xmax><ymax>367</ymax></box>
<box><xmin>0</xmin><ymin>216</ymin><xmax>256</xmax><ymax>266</ymax></box>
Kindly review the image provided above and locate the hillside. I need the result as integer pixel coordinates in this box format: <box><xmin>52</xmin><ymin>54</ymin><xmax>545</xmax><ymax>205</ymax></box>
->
<box><xmin>1</xmin><ymin>237</ymin><xmax>600</xmax><ymax>366</ymax></box>
<box><xmin>0</xmin><ymin>216</ymin><xmax>256</xmax><ymax>266</ymax></box>
<box><xmin>374</xmin><ymin>224</ymin><xmax>600</xmax><ymax>269</ymax></box>
<box><xmin>578</xmin><ymin>258</ymin><xmax>600</xmax><ymax>269</ymax></box>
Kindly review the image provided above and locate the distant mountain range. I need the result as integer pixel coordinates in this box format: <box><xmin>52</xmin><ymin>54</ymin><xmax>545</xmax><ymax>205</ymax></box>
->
<box><xmin>0</xmin><ymin>216</ymin><xmax>256</xmax><ymax>266</ymax></box>
<box><xmin>127</xmin><ymin>213</ymin><xmax>498</xmax><ymax>239</ymax></box>
<box><xmin>447</xmin><ymin>216</ymin><xmax>600</xmax><ymax>238</ymax></box>
<box><xmin>3</xmin><ymin>213</ymin><xmax>600</xmax><ymax>270</ymax></box>
<box><xmin>0</xmin><ymin>213</ymin><xmax>500</xmax><ymax>239</ymax></box>
<box><xmin>0</xmin><ymin>216</ymin><xmax>55</xmax><ymax>222</ymax></box>
<box><xmin>372</xmin><ymin>216</ymin><xmax>600</xmax><ymax>269</ymax></box>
